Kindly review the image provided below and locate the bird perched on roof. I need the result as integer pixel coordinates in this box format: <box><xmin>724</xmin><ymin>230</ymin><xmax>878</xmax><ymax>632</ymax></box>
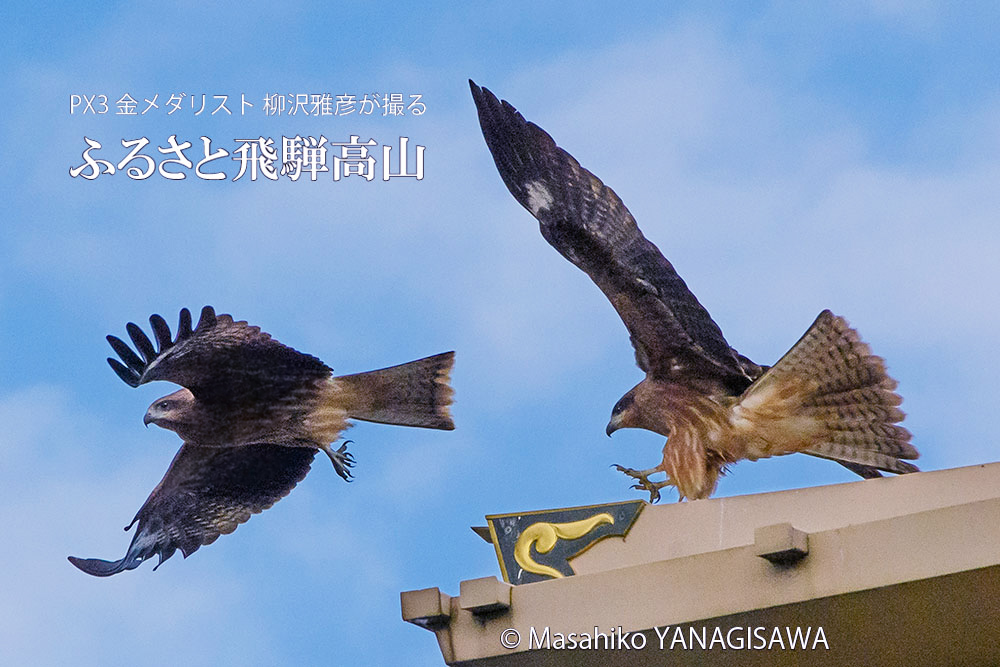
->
<box><xmin>68</xmin><ymin>306</ymin><xmax>455</xmax><ymax>575</ymax></box>
<box><xmin>470</xmin><ymin>80</ymin><xmax>918</xmax><ymax>502</ymax></box>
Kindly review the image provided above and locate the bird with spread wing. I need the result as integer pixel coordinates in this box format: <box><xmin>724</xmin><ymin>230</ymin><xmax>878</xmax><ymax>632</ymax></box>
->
<box><xmin>68</xmin><ymin>306</ymin><xmax>455</xmax><ymax>576</ymax></box>
<box><xmin>470</xmin><ymin>81</ymin><xmax>918</xmax><ymax>502</ymax></box>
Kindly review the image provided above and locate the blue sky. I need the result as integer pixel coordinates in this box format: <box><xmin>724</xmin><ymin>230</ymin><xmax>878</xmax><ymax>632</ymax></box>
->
<box><xmin>2</xmin><ymin>2</ymin><xmax>999</xmax><ymax>665</ymax></box>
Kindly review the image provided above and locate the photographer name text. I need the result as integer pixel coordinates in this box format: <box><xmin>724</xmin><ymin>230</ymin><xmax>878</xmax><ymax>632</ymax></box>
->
<box><xmin>500</xmin><ymin>625</ymin><xmax>829</xmax><ymax>651</ymax></box>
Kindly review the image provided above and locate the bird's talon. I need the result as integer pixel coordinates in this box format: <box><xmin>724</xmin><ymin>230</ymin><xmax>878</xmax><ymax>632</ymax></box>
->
<box><xmin>326</xmin><ymin>441</ymin><xmax>356</xmax><ymax>481</ymax></box>
<box><xmin>615</xmin><ymin>464</ymin><xmax>669</xmax><ymax>503</ymax></box>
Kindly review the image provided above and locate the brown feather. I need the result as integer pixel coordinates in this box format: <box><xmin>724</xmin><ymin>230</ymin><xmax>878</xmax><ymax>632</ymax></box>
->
<box><xmin>734</xmin><ymin>311</ymin><xmax>917</xmax><ymax>473</ymax></box>
<box><xmin>68</xmin><ymin>443</ymin><xmax>316</xmax><ymax>576</ymax></box>
<box><xmin>332</xmin><ymin>351</ymin><xmax>455</xmax><ymax>430</ymax></box>
<box><xmin>470</xmin><ymin>80</ymin><xmax>753</xmax><ymax>392</ymax></box>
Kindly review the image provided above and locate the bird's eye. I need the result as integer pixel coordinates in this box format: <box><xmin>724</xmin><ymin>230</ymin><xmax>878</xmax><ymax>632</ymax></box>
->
<box><xmin>157</xmin><ymin>401</ymin><xmax>171</xmax><ymax>410</ymax></box>
<box><xmin>612</xmin><ymin>395</ymin><xmax>633</xmax><ymax>415</ymax></box>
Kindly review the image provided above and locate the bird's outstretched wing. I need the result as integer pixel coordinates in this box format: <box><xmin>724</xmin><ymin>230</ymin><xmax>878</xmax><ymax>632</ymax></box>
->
<box><xmin>470</xmin><ymin>82</ymin><xmax>756</xmax><ymax>390</ymax></box>
<box><xmin>106</xmin><ymin>306</ymin><xmax>332</xmax><ymax>408</ymax></box>
<box><xmin>68</xmin><ymin>443</ymin><xmax>316</xmax><ymax>576</ymax></box>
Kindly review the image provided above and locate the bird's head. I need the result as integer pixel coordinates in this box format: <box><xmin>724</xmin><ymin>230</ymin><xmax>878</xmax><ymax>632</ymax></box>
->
<box><xmin>607</xmin><ymin>388</ymin><xmax>639</xmax><ymax>436</ymax></box>
<box><xmin>606</xmin><ymin>382</ymin><xmax>671</xmax><ymax>438</ymax></box>
<box><xmin>144</xmin><ymin>388</ymin><xmax>197</xmax><ymax>432</ymax></box>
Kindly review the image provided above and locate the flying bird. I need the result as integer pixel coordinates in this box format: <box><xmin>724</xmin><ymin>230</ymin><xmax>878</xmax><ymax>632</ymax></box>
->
<box><xmin>470</xmin><ymin>80</ymin><xmax>918</xmax><ymax>502</ymax></box>
<box><xmin>69</xmin><ymin>306</ymin><xmax>455</xmax><ymax>575</ymax></box>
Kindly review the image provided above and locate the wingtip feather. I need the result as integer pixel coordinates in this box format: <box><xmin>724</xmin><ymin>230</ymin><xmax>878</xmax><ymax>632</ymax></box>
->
<box><xmin>178</xmin><ymin>308</ymin><xmax>193</xmax><ymax>338</ymax></box>
<box><xmin>106</xmin><ymin>306</ymin><xmax>218</xmax><ymax>387</ymax></box>
<box><xmin>126</xmin><ymin>322</ymin><xmax>157</xmax><ymax>363</ymax></box>
<box><xmin>67</xmin><ymin>554</ymin><xmax>141</xmax><ymax>577</ymax></box>
<box><xmin>196</xmin><ymin>305</ymin><xmax>216</xmax><ymax>330</ymax></box>
<box><xmin>107</xmin><ymin>358</ymin><xmax>140</xmax><ymax>387</ymax></box>
<box><xmin>149</xmin><ymin>314</ymin><xmax>172</xmax><ymax>352</ymax></box>
<box><xmin>107</xmin><ymin>334</ymin><xmax>145</xmax><ymax>373</ymax></box>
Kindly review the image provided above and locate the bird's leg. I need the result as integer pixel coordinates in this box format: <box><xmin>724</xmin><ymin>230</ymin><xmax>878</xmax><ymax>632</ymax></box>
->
<box><xmin>613</xmin><ymin>464</ymin><xmax>673</xmax><ymax>503</ymax></box>
<box><xmin>320</xmin><ymin>441</ymin><xmax>355</xmax><ymax>481</ymax></box>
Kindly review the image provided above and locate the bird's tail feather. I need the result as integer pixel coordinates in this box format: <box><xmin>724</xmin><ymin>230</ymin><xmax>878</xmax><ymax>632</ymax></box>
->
<box><xmin>738</xmin><ymin>311</ymin><xmax>918</xmax><ymax>476</ymax></box>
<box><xmin>334</xmin><ymin>351</ymin><xmax>455</xmax><ymax>430</ymax></box>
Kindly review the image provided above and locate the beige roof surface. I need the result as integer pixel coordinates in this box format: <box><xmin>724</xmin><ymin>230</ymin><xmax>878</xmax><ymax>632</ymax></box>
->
<box><xmin>403</xmin><ymin>462</ymin><xmax>1000</xmax><ymax>666</ymax></box>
